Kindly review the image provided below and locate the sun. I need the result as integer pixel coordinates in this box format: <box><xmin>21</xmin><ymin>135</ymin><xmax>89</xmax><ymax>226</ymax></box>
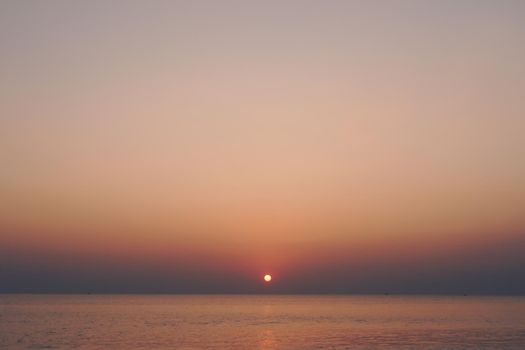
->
<box><xmin>264</xmin><ymin>274</ymin><xmax>272</xmax><ymax>282</ymax></box>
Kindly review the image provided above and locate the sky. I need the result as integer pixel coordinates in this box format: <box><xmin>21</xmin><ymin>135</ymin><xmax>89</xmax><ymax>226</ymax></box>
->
<box><xmin>1</xmin><ymin>0</ymin><xmax>525</xmax><ymax>294</ymax></box>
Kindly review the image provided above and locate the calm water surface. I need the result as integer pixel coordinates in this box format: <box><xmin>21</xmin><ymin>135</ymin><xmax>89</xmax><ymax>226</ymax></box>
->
<box><xmin>1</xmin><ymin>295</ymin><xmax>525</xmax><ymax>349</ymax></box>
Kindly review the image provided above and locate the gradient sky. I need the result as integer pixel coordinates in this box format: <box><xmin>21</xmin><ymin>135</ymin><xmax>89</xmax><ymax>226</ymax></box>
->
<box><xmin>1</xmin><ymin>0</ymin><xmax>525</xmax><ymax>294</ymax></box>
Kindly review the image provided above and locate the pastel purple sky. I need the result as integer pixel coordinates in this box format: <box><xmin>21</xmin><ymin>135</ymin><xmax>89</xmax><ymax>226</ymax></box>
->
<box><xmin>1</xmin><ymin>0</ymin><xmax>524</xmax><ymax>293</ymax></box>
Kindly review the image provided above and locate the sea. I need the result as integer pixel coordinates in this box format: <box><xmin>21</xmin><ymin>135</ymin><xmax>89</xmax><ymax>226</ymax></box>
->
<box><xmin>1</xmin><ymin>295</ymin><xmax>525</xmax><ymax>349</ymax></box>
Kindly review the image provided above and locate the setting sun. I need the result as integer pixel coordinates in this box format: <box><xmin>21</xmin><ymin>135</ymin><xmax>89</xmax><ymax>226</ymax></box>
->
<box><xmin>264</xmin><ymin>274</ymin><xmax>272</xmax><ymax>282</ymax></box>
